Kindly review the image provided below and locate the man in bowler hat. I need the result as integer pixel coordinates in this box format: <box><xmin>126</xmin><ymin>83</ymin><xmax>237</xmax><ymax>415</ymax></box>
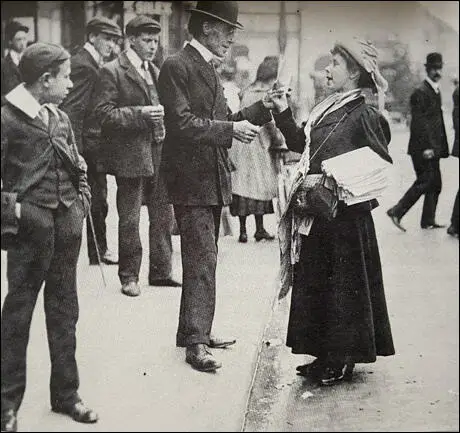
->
<box><xmin>158</xmin><ymin>1</ymin><xmax>274</xmax><ymax>372</ymax></box>
<box><xmin>1</xmin><ymin>20</ymin><xmax>29</xmax><ymax>104</ymax></box>
<box><xmin>92</xmin><ymin>15</ymin><xmax>181</xmax><ymax>297</ymax></box>
<box><xmin>60</xmin><ymin>17</ymin><xmax>121</xmax><ymax>266</ymax></box>
<box><xmin>387</xmin><ymin>52</ymin><xmax>449</xmax><ymax>231</ymax></box>
<box><xmin>1</xmin><ymin>42</ymin><xmax>97</xmax><ymax>432</ymax></box>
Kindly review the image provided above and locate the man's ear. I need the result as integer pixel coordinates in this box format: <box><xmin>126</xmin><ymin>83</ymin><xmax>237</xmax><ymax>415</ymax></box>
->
<box><xmin>39</xmin><ymin>72</ymin><xmax>52</xmax><ymax>88</ymax></box>
<box><xmin>202</xmin><ymin>21</ymin><xmax>212</xmax><ymax>36</ymax></box>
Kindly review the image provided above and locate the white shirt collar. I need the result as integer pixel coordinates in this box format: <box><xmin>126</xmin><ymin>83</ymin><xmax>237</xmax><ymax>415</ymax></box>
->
<box><xmin>9</xmin><ymin>50</ymin><xmax>22</xmax><ymax>66</ymax></box>
<box><xmin>84</xmin><ymin>42</ymin><xmax>102</xmax><ymax>66</ymax></box>
<box><xmin>425</xmin><ymin>76</ymin><xmax>439</xmax><ymax>93</ymax></box>
<box><xmin>189</xmin><ymin>38</ymin><xmax>214</xmax><ymax>63</ymax></box>
<box><xmin>126</xmin><ymin>47</ymin><xmax>145</xmax><ymax>73</ymax></box>
<box><xmin>5</xmin><ymin>83</ymin><xmax>58</xmax><ymax>119</ymax></box>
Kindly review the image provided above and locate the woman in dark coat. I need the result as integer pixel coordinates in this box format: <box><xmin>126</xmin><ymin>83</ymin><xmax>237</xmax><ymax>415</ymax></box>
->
<box><xmin>268</xmin><ymin>38</ymin><xmax>396</xmax><ymax>385</ymax></box>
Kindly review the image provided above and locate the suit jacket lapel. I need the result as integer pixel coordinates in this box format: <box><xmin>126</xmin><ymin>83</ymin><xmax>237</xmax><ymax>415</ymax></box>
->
<box><xmin>120</xmin><ymin>52</ymin><xmax>151</xmax><ymax>103</ymax></box>
<box><xmin>185</xmin><ymin>44</ymin><xmax>217</xmax><ymax>94</ymax></box>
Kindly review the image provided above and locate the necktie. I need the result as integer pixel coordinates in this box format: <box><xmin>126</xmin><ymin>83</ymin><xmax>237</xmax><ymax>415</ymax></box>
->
<box><xmin>37</xmin><ymin>106</ymin><xmax>49</xmax><ymax>128</ymax></box>
<box><xmin>141</xmin><ymin>61</ymin><xmax>154</xmax><ymax>85</ymax></box>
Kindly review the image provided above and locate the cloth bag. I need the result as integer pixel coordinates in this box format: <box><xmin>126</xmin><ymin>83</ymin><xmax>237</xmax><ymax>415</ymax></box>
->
<box><xmin>292</xmin><ymin>175</ymin><xmax>338</xmax><ymax>221</ymax></box>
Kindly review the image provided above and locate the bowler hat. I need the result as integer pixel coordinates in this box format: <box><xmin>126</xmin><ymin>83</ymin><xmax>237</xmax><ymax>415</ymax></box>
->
<box><xmin>19</xmin><ymin>42</ymin><xmax>70</xmax><ymax>83</ymax></box>
<box><xmin>87</xmin><ymin>16</ymin><xmax>122</xmax><ymax>37</ymax></box>
<box><xmin>425</xmin><ymin>52</ymin><xmax>443</xmax><ymax>68</ymax></box>
<box><xmin>125</xmin><ymin>15</ymin><xmax>161</xmax><ymax>36</ymax></box>
<box><xmin>190</xmin><ymin>1</ymin><xmax>243</xmax><ymax>30</ymax></box>
<box><xmin>5</xmin><ymin>20</ymin><xmax>29</xmax><ymax>42</ymax></box>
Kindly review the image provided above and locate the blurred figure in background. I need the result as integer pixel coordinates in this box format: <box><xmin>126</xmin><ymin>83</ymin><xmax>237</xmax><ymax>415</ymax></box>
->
<box><xmin>1</xmin><ymin>20</ymin><xmax>29</xmax><ymax>105</ymax></box>
<box><xmin>216</xmin><ymin>57</ymin><xmax>240</xmax><ymax>237</ymax></box>
<box><xmin>229</xmin><ymin>56</ymin><xmax>285</xmax><ymax>242</ymax></box>
<box><xmin>447</xmin><ymin>80</ymin><xmax>459</xmax><ymax>238</ymax></box>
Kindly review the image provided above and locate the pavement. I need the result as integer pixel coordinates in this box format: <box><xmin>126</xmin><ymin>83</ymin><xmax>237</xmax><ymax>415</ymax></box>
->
<box><xmin>1</xmin><ymin>123</ymin><xmax>458</xmax><ymax>432</ymax></box>
<box><xmin>0</xmin><ymin>180</ymin><xmax>281</xmax><ymax>432</ymax></box>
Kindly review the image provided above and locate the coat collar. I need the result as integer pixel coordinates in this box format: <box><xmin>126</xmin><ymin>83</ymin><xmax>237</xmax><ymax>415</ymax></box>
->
<box><xmin>119</xmin><ymin>51</ymin><xmax>159</xmax><ymax>103</ymax></box>
<box><xmin>312</xmin><ymin>96</ymin><xmax>364</xmax><ymax>129</ymax></box>
<box><xmin>184</xmin><ymin>44</ymin><xmax>217</xmax><ymax>94</ymax></box>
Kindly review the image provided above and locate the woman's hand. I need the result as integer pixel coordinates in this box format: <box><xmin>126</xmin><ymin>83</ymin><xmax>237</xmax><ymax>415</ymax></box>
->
<box><xmin>264</xmin><ymin>86</ymin><xmax>290</xmax><ymax>113</ymax></box>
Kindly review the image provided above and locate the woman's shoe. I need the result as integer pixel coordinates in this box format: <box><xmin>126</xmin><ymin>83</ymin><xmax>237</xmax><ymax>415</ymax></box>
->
<box><xmin>319</xmin><ymin>362</ymin><xmax>354</xmax><ymax>386</ymax></box>
<box><xmin>296</xmin><ymin>358</ymin><xmax>325</xmax><ymax>378</ymax></box>
<box><xmin>238</xmin><ymin>233</ymin><xmax>248</xmax><ymax>243</ymax></box>
<box><xmin>254</xmin><ymin>229</ymin><xmax>275</xmax><ymax>242</ymax></box>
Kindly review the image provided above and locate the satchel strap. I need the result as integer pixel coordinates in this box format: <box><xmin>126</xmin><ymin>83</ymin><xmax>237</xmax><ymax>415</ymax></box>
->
<box><xmin>309</xmin><ymin>98</ymin><xmax>365</xmax><ymax>163</ymax></box>
<box><xmin>309</xmin><ymin>111</ymin><xmax>348</xmax><ymax>162</ymax></box>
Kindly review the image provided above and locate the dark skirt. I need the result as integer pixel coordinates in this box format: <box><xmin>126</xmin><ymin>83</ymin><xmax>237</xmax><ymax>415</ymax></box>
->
<box><xmin>230</xmin><ymin>194</ymin><xmax>274</xmax><ymax>217</ymax></box>
<box><xmin>287</xmin><ymin>203</ymin><xmax>395</xmax><ymax>363</ymax></box>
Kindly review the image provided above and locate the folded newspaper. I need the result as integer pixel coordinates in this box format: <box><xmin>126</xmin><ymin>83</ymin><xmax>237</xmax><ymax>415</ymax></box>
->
<box><xmin>321</xmin><ymin>146</ymin><xmax>391</xmax><ymax>205</ymax></box>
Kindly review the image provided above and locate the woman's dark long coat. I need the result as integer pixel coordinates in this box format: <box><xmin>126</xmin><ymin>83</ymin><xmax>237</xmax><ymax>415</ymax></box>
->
<box><xmin>274</xmin><ymin>97</ymin><xmax>395</xmax><ymax>363</ymax></box>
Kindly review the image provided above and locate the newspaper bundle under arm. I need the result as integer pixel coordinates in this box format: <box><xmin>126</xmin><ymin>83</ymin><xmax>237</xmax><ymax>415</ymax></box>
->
<box><xmin>321</xmin><ymin>146</ymin><xmax>391</xmax><ymax>205</ymax></box>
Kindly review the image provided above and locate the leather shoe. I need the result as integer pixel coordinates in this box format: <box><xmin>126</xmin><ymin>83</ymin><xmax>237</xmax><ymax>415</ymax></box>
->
<box><xmin>149</xmin><ymin>278</ymin><xmax>182</xmax><ymax>287</ymax></box>
<box><xmin>89</xmin><ymin>250</ymin><xmax>118</xmax><ymax>265</ymax></box>
<box><xmin>447</xmin><ymin>225</ymin><xmax>459</xmax><ymax>237</ymax></box>
<box><xmin>209</xmin><ymin>336</ymin><xmax>236</xmax><ymax>349</ymax></box>
<box><xmin>121</xmin><ymin>281</ymin><xmax>140</xmax><ymax>297</ymax></box>
<box><xmin>238</xmin><ymin>232</ymin><xmax>248</xmax><ymax>243</ymax></box>
<box><xmin>186</xmin><ymin>344</ymin><xmax>222</xmax><ymax>372</ymax></box>
<box><xmin>1</xmin><ymin>410</ymin><xmax>17</xmax><ymax>432</ymax></box>
<box><xmin>386</xmin><ymin>209</ymin><xmax>406</xmax><ymax>232</ymax></box>
<box><xmin>254</xmin><ymin>229</ymin><xmax>275</xmax><ymax>242</ymax></box>
<box><xmin>421</xmin><ymin>223</ymin><xmax>445</xmax><ymax>229</ymax></box>
<box><xmin>101</xmin><ymin>250</ymin><xmax>118</xmax><ymax>265</ymax></box>
<box><xmin>52</xmin><ymin>401</ymin><xmax>98</xmax><ymax>424</ymax></box>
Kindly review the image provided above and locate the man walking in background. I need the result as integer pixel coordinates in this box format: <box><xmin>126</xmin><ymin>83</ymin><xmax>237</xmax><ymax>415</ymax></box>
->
<box><xmin>60</xmin><ymin>17</ymin><xmax>122</xmax><ymax>266</ymax></box>
<box><xmin>387</xmin><ymin>52</ymin><xmax>449</xmax><ymax>231</ymax></box>
<box><xmin>1</xmin><ymin>20</ymin><xmax>29</xmax><ymax>104</ymax></box>
<box><xmin>92</xmin><ymin>15</ymin><xmax>180</xmax><ymax>298</ymax></box>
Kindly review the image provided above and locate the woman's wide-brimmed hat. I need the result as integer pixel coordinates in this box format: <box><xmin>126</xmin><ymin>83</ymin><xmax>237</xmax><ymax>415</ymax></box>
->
<box><xmin>190</xmin><ymin>1</ymin><xmax>243</xmax><ymax>30</ymax></box>
<box><xmin>334</xmin><ymin>38</ymin><xmax>388</xmax><ymax>95</ymax></box>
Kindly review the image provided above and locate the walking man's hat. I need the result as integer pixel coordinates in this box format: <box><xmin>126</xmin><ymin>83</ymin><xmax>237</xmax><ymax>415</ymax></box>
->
<box><xmin>425</xmin><ymin>52</ymin><xmax>443</xmax><ymax>69</ymax></box>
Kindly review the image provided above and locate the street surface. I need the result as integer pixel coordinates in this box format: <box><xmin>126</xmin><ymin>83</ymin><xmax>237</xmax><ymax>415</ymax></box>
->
<box><xmin>1</xmin><ymin>123</ymin><xmax>459</xmax><ymax>432</ymax></box>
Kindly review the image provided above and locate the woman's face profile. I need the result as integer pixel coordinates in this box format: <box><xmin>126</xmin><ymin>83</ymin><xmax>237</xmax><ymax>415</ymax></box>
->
<box><xmin>325</xmin><ymin>53</ymin><xmax>351</xmax><ymax>92</ymax></box>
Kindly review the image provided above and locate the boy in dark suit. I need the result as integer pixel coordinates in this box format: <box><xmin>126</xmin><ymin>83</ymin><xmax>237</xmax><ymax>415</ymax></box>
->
<box><xmin>92</xmin><ymin>15</ymin><xmax>181</xmax><ymax>298</ymax></box>
<box><xmin>1</xmin><ymin>42</ymin><xmax>97</xmax><ymax>432</ymax></box>
<box><xmin>387</xmin><ymin>52</ymin><xmax>449</xmax><ymax>231</ymax></box>
<box><xmin>158</xmin><ymin>1</ymin><xmax>274</xmax><ymax>372</ymax></box>
<box><xmin>1</xmin><ymin>20</ymin><xmax>29</xmax><ymax>104</ymax></box>
<box><xmin>60</xmin><ymin>17</ymin><xmax>122</xmax><ymax>266</ymax></box>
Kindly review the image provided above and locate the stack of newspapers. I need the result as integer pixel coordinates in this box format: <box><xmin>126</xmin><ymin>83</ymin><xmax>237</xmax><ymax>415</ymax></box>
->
<box><xmin>321</xmin><ymin>146</ymin><xmax>391</xmax><ymax>206</ymax></box>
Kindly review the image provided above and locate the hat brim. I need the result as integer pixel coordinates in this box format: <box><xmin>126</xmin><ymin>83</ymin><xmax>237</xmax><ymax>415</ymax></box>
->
<box><xmin>99</xmin><ymin>29</ymin><xmax>122</xmax><ymax>37</ymax></box>
<box><xmin>425</xmin><ymin>62</ymin><xmax>443</xmax><ymax>68</ymax></box>
<box><xmin>190</xmin><ymin>8</ymin><xmax>243</xmax><ymax>30</ymax></box>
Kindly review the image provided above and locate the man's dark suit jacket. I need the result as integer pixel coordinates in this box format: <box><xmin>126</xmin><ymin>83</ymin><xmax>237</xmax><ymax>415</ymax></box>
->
<box><xmin>408</xmin><ymin>80</ymin><xmax>449</xmax><ymax>159</ymax></box>
<box><xmin>60</xmin><ymin>47</ymin><xmax>100</xmax><ymax>156</ymax></box>
<box><xmin>1</xmin><ymin>103</ymin><xmax>91</xmax><ymax>245</ymax></box>
<box><xmin>158</xmin><ymin>44</ymin><xmax>272</xmax><ymax>206</ymax></box>
<box><xmin>1</xmin><ymin>54</ymin><xmax>22</xmax><ymax>105</ymax></box>
<box><xmin>91</xmin><ymin>51</ymin><xmax>162</xmax><ymax>178</ymax></box>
